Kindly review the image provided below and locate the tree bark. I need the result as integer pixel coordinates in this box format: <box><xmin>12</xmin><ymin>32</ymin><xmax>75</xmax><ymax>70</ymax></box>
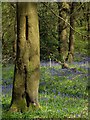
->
<box><xmin>87</xmin><ymin>3</ymin><xmax>90</xmax><ymax>57</ymax></box>
<box><xmin>87</xmin><ymin>2</ymin><xmax>90</xmax><ymax>32</ymax></box>
<box><xmin>57</xmin><ymin>2</ymin><xmax>69</xmax><ymax>68</ymax></box>
<box><xmin>10</xmin><ymin>2</ymin><xmax>40</xmax><ymax>112</ymax></box>
<box><xmin>66</xmin><ymin>2</ymin><xmax>76</xmax><ymax>63</ymax></box>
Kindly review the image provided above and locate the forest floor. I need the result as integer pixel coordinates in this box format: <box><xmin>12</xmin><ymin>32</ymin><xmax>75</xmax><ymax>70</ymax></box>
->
<box><xmin>1</xmin><ymin>54</ymin><xmax>89</xmax><ymax>119</ymax></box>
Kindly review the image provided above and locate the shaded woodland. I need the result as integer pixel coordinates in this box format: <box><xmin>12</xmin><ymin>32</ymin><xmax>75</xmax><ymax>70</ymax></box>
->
<box><xmin>2</xmin><ymin>2</ymin><xmax>89</xmax><ymax>64</ymax></box>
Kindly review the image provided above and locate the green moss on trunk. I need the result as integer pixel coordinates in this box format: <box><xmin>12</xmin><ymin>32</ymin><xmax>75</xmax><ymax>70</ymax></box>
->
<box><xmin>10</xmin><ymin>3</ymin><xmax>40</xmax><ymax>112</ymax></box>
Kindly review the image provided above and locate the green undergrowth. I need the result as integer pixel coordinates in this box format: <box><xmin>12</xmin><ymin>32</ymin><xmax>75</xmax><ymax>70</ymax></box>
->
<box><xmin>2</xmin><ymin>62</ymin><xmax>88</xmax><ymax>119</ymax></box>
<box><xmin>74</xmin><ymin>27</ymin><xmax>88</xmax><ymax>61</ymax></box>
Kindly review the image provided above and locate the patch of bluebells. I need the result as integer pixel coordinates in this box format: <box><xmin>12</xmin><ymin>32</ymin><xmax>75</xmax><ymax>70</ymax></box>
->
<box><xmin>54</xmin><ymin>95</ymin><xmax>56</xmax><ymax>99</ymax></box>
<box><xmin>52</xmin><ymin>89</ymin><xmax>56</xmax><ymax>94</ymax></box>
<box><xmin>58</xmin><ymin>92</ymin><xmax>61</xmax><ymax>95</ymax></box>
<box><xmin>85</xmin><ymin>57</ymin><xmax>90</xmax><ymax>62</ymax></box>
<box><xmin>67</xmin><ymin>74</ymin><xmax>86</xmax><ymax>80</ymax></box>
<box><xmin>2</xmin><ymin>59</ymin><xmax>89</xmax><ymax>99</ymax></box>
<box><xmin>2</xmin><ymin>84</ymin><xmax>12</xmax><ymax>95</ymax></box>
<box><xmin>2</xmin><ymin>78</ymin><xmax>13</xmax><ymax>86</ymax></box>
<box><xmin>39</xmin><ymin>81</ymin><xmax>46</xmax><ymax>86</ymax></box>
<box><xmin>49</xmin><ymin>67</ymin><xmax>86</xmax><ymax>79</ymax></box>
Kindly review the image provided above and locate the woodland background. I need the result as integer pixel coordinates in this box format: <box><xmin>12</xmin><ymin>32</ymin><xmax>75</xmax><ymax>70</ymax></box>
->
<box><xmin>1</xmin><ymin>2</ymin><xmax>90</xmax><ymax>119</ymax></box>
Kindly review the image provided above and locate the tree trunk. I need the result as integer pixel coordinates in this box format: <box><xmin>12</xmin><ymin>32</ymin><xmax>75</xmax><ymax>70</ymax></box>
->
<box><xmin>57</xmin><ymin>2</ymin><xmax>69</xmax><ymax>68</ymax></box>
<box><xmin>87</xmin><ymin>2</ymin><xmax>90</xmax><ymax>32</ymax></box>
<box><xmin>66</xmin><ymin>2</ymin><xmax>76</xmax><ymax>63</ymax></box>
<box><xmin>10</xmin><ymin>2</ymin><xmax>40</xmax><ymax>112</ymax></box>
<box><xmin>87</xmin><ymin>3</ymin><xmax>90</xmax><ymax>57</ymax></box>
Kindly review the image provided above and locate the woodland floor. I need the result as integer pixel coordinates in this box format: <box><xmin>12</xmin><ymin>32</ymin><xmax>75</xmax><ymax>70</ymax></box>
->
<box><xmin>1</xmin><ymin>54</ymin><xmax>89</xmax><ymax>119</ymax></box>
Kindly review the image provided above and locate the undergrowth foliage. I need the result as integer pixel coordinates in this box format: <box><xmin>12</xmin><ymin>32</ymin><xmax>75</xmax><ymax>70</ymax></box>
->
<box><xmin>2</xmin><ymin>58</ymin><xmax>88</xmax><ymax>119</ymax></box>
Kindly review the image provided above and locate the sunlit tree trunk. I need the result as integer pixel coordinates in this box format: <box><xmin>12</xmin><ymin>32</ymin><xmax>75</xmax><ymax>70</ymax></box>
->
<box><xmin>57</xmin><ymin>2</ymin><xmax>69</xmax><ymax>68</ymax></box>
<box><xmin>10</xmin><ymin>2</ymin><xmax>40</xmax><ymax>112</ymax></box>
<box><xmin>66</xmin><ymin>2</ymin><xmax>76</xmax><ymax>63</ymax></box>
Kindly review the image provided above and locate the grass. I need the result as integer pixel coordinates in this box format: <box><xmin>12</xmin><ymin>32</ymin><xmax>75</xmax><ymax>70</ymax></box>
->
<box><xmin>1</xmin><ymin>60</ymin><xmax>89</xmax><ymax>119</ymax></box>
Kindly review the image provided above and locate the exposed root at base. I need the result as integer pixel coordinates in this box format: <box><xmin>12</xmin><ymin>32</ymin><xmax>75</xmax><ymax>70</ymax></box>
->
<box><xmin>9</xmin><ymin>102</ymin><xmax>41</xmax><ymax>113</ymax></box>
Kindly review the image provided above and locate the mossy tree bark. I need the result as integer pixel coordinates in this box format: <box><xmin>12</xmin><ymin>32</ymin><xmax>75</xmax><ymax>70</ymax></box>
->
<box><xmin>66</xmin><ymin>2</ymin><xmax>76</xmax><ymax>63</ymax></box>
<box><xmin>10</xmin><ymin>2</ymin><xmax>40</xmax><ymax>112</ymax></box>
<box><xmin>57</xmin><ymin>2</ymin><xmax>69</xmax><ymax>68</ymax></box>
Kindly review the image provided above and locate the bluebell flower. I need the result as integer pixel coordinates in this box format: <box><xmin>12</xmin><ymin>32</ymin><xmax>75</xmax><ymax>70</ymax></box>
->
<box><xmin>76</xmin><ymin>114</ymin><xmax>79</xmax><ymax>117</ymax></box>
<box><xmin>8</xmin><ymin>84</ymin><xmax>13</xmax><ymax>89</ymax></box>
<box><xmin>52</xmin><ymin>89</ymin><xmax>56</xmax><ymax>93</ymax></box>
<box><xmin>40</xmin><ymin>81</ymin><xmax>46</xmax><ymax>86</ymax></box>
<box><xmin>58</xmin><ymin>92</ymin><xmax>61</xmax><ymax>95</ymax></box>
<box><xmin>54</xmin><ymin>95</ymin><xmax>56</xmax><ymax>98</ymax></box>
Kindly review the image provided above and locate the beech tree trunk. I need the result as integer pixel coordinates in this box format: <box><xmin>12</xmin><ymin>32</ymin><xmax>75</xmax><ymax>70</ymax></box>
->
<box><xmin>10</xmin><ymin>2</ymin><xmax>40</xmax><ymax>112</ymax></box>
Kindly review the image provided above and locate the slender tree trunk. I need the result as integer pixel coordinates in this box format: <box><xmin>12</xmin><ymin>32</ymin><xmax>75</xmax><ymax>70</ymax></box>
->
<box><xmin>57</xmin><ymin>2</ymin><xmax>69</xmax><ymax>68</ymax></box>
<box><xmin>10</xmin><ymin>2</ymin><xmax>40</xmax><ymax>112</ymax></box>
<box><xmin>66</xmin><ymin>2</ymin><xmax>76</xmax><ymax>63</ymax></box>
<box><xmin>87</xmin><ymin>3</ymin><xmax>90</xmax><ymax>32</ymax></box>
<box><xmin>87</xmin><ymin>3</ymin><xmax>90</xmax><ymax>57</ymax></box>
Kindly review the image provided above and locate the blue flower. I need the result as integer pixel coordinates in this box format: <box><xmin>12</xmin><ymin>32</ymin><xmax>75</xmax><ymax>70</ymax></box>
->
<box><xmin>54</xmin><ymin>95</ymin><xmax>56</xmax><ymax>98</ymax></box>
<box><xmin>58</xmin><ymin>92</ymin><xmax>61</xmax><ymax>95</ymax></box>
<box><xmin>52</xmin><ymin>89</ymin><xmax>56</xmax><ymax>93</ymax></box>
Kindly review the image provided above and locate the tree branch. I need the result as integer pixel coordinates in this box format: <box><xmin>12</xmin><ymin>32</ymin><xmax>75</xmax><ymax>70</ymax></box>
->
<box><xmin>69</xmin><ymin>2</ymin><xmax>84</xmax><ymax>17</ymax></box>
<box><xmin>43</xmin><ymin>3</ymin><xmax>88</xmax><ymax>39</ymax></box>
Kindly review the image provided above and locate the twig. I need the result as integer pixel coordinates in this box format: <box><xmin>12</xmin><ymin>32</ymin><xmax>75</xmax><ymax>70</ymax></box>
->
<box><xmin>10</xmin><ymin>3</ymin><xmax>16</xmax><ymax>9</ymax></box>
<box><xmin>43</xmin><ymin>3</ymin><xmax>88</xmax><ymax>39</ymax></box>
<box><xmin>70</xmin><ymin>2</ymin><xmax>84</xmax><ymax>17</ymax></box>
